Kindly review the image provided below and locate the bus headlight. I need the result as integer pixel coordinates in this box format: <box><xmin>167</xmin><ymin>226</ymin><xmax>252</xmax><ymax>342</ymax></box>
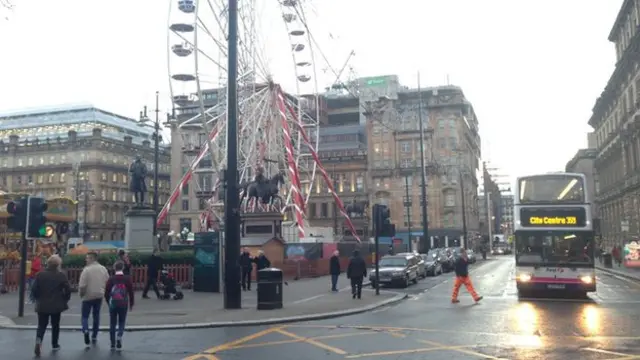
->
<box><xmin>518</xmin><ymin>273</ymin><xmax>532</xmax><ymax>282</ymax></box>
<box><xmin>579</xmin><ymin>275</ymin><xmax>593</xmax><ymax>284</ymax></box>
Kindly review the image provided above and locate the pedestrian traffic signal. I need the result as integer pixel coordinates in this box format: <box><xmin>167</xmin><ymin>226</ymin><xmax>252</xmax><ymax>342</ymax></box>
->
<box><xmin>373</xmin><ymin>204</ymin><xmax>395</xmax><ymax>237</ymax></box>
<box><xmin>26</xmin><ymin>196</ymin><xmax>48</xmax><ymax>239</ymax></box>
<box><xmin>4</xmin><ymin>197</ymin><xmax>27</xmax><ymax>232</ymax></box>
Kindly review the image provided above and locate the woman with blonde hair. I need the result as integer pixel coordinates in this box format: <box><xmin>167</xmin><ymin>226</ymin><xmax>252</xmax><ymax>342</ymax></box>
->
<box><xmin>30</xmin><ymin>254</ymin><xmax>71</xmax><ymax>357</ymax></box>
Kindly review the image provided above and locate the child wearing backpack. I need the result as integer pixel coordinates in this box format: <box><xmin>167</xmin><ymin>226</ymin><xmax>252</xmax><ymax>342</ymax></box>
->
<box><xmin>104</xmin><ymin>261</ymin><xmax>134</xmax><ymax>350</ymax></box>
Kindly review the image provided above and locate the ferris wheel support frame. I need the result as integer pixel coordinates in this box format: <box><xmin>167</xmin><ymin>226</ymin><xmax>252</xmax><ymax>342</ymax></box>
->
<box><xmin>276</xmin><ymin>87</ymin><xmax>361</xmax><ymax>243</ymax></box>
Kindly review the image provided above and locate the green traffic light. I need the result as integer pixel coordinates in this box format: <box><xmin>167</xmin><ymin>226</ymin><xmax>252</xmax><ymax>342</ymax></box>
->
<box><xmin>38</xmin><ymin>225</ymin><xmax>47</xmax><ymax>237</ymax></box>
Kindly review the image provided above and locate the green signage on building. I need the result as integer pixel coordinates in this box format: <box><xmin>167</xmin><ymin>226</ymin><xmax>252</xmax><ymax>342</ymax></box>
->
<box><xmin>364</xmin><ymin>77</ymin><xmax>387</xmax><ymax>86</ymax></box>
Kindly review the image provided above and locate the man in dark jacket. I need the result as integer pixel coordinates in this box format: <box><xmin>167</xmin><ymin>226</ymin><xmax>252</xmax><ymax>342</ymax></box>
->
<box><xmin>451</xmin><ymin>248</ymin><xmax>482</xmax><ymax>304</ymax></box>
<box><xmin>142</xmin><ymin>249</ymin><xmax>162</xmax><ymax>299</ymax></box>
<box><xmin>239</xmin><ymin>248</ymin><xmax>254</xmax><ymax>291</ymax></box>
<box><xmin>346</xmin><ymin>250</ymin><xmax>367</xmax><ymax>299</ymax></box>
<box><xmin>329</xmin><ymin>250</ymin><xmax>341</xmax><ymax>292</ymax></box>
<box><xmin>253</xmin><ymin>250</ymin><xmax>271</xmax><ymax>271</ymax></box>
<box><xmin>117</xmin><ymin>249</ymin><xmax>131</xmax><ymax>276</ymax></box>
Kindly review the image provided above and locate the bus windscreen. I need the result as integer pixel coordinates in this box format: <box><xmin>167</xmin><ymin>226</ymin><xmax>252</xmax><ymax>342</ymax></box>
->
<box><xmin>518</xmin><ymin>175</ymin><xmax>584</xmax><ymax>204</ymax></box>
<box><xmin>515</xmin><ymin>231</ymin><xmax>594</xmax><ymax>266</ymax></box>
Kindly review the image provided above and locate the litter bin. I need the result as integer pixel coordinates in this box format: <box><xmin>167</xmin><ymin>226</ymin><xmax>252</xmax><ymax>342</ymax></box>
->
<box><xmin>603</xmin><ymin>253</ymin><xmax>613</xmax><ymax>268</ymax></box>
<box><xmin>257</xmin><ymin>268</ymin><xmax>283</xmax><ymax>310</ymax></box>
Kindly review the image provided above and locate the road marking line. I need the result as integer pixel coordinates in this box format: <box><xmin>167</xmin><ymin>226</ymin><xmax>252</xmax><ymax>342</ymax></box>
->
<box><xmin>582</xmin><ymin>347</ymin><xmax>638</xmax><ymax>356</ymax></box>
<box><xmin>203</xmin><ymin>326</ymin><xmax>281</xmax><ymax>353</ymax></box>
<box><xmin>275</xmin><ymin>328</ymin><xmax>347</xmax><ymax>355</ymax></box>
<box><xmin>226</xmin><ymin>331</ymin><xmax>377</xmax><ymax>350</ymax></box>
<box><xmin>345</xmin><ymin>344</ymin><xmax>480</xmax><ymax>358</ymax></box>
<box><xmin>182</xmin><ymin>355</ymin><xmax>219</xmax><ymax>360</ymax></box>
<box><xmin>284</xmin><ymin>324</ymin><xmax>640</xmax><ymax>342</ymax></box>
<box><xmin>418</xmin><ymin>340</ymin><xmax>505</xmax><ymax>359</ymax></box>
<box><xmin>603</xmin><ymin>356</ymin><xmax>640</xmax><ymax>360</ymax></box>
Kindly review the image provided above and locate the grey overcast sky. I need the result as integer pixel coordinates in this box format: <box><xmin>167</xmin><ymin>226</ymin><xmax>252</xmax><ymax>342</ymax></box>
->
<box><xmin>0</xmin><ymin>0</ymin><xmax>624</xmax><ymax>183</ymax></box>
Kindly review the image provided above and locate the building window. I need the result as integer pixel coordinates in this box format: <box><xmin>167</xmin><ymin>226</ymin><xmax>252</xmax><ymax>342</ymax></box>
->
<box><xmin>400</xmin><ymin>141</ymin><xmax>411</xmax><ymax>153</ymax></box>
<box><xmin>28</xmin><ymin>157</ymin><xmax>34</xmax><ymax>166</ymax></box>
<box><xmin>182</xmin><ymin>199</ymin><xmax>189</xmax><ymax>211</ymax></box>
<box><xmin>59</xmin><ymin>173</ymin><xmax>66</xmax><ymax>183</ymax></box>
<box><xmin>101</xmin><ymin>210</ymin><xmax>107</xmax><ymax>224</ymax></box>
<box><xmin>309</xmin><ymin>203</ymin><xmax>317</xmax><ymax>218</ymax></box>
<box><xmin>182</xmin><ymin>184</ymin><xmax>189</xmax><ymax>196</ymax></box>
<box><xmin>49</xmin><ymin>156</ymin><xmax>55</xmax><ymax>164</ymax></box>
<box><xmin>48</xmin><ymin>174</ymin><xmax>54</xmax><ymax>183</ymax></box>
<box><xmin>101</xmin><ymin>173</ymin><xmax>107</xmax><ymax>182</ymax></box>
<box><xmin>122</xmin><ymin>174</ymin><xmax>127</xmax><ymax>184</ymax></box>
<box><xmin>112</xmin><ymin>210</ymin><xmax>118</xmax><ymax>224</ymax></box>
<box><xmin>112</xmin><ymin>173</ymin><xmax>117</xmax><ymax>183</ymax></box>
<box><xmin>27</xmin><ymin>175</ymin><xmax>33</xmax><ymax>184</ymax></box>
<box><xmin>37</xmin><ymin>175</ymin><xmax>44</xmax><ymax>184</ymax></box>
<box><xmin>400</xmin><ymin>159</ymin><xmax>412</xmax><ymax>168</ymax></box>
<box><xmin>355</xmin><ymin>176</ymin><xmax>364</xmax><ymax>192</ymax></box>
<box><xmin>17</xmin><ymin>158</ymin><xmax>23</xmax><ymax>167</ymax></box>
<box><xmin>101</xmin><ymin>189</ymin><xmax>106</xmax><ymax>200</ymax></box>
<box><xmin>321</xmin><ymin>203</ymin><xmax>328</xmax><ymax>217</ymax></box>
<box><xmin>60</xmin><ymin>154</ymin><xmax>66</xmax><ymax>164</ymax></box>
<box><xmin>39</xmin><ymin>157</ymin><xmax>44</xmax><ymax>165</ymax></box>
<box><xmin>112</xmin><ymin>191</ymin><xmax>117</xmax><ymax>202</ymax></box>
<box><xmin>445</xmin><ymin>192</ymin><xmax>455</xmax><ymax>207</ymax></box>
<box><xmin>1</xmin><ymin>158</ymin><xmax>7</xmax><ymax>167</ymax></box>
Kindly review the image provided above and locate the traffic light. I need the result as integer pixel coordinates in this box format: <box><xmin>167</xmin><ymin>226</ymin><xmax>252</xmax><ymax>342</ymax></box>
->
<box><xmin>373</xmin><ymin>204</ymin><xmax>395</xmax><ymax>237</ymax></box>
<box><xmin>26</xmin><ymin>196</ymin><xmax>48</xmax><ymax>239</ymax></box>
<box><xmin>4</xmin><ymin>197</ymin><xmax>27</xmax><ymax>232</ymax></box>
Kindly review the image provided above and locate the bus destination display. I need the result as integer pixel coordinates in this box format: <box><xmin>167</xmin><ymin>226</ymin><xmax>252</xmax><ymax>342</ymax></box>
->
<box><xmin>520</xmin><ymin>208</ymin><xmax>586</xmax><ymax>227</ymax></box>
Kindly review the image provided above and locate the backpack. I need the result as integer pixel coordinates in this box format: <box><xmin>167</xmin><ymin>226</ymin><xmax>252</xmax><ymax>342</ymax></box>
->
<box><xmin>109</xmin><ymin>282</ymin><xmax>129</xmax><ymax>309</ymax></box>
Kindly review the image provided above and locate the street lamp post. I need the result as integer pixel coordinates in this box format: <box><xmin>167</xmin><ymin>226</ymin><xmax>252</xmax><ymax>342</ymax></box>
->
<box><xmin>138</xmin><ymin>92</ymin><xmax>162</xmax><ymax>242</ymax></box>
<box><xmin>224</xmin><ymin>0</ymin><xmax>242</xmax><ymax>310</ymax></box>
<box><xmin>403</xmin><ymin>175</ymin><xmax>412</xmax><ymax>246</ymax></box>
<box><xmin>417</xmin><ymin>73</ymin><xmax>430</xmax><ymax>253</ymax></box>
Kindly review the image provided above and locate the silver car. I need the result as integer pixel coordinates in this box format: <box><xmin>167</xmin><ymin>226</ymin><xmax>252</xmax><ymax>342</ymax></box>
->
<box><xmin>397</xmin><ymin>252</ymin><xmax>427</xmax><ymax>278</ymax></box>
<box><xmin>369</xmin><ymin>254</ymin><xmax>420</xmax><ymax>288</ymax></box>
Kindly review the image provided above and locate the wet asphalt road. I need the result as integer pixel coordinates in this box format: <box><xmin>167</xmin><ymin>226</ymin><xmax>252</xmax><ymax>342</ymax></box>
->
<box><xmin>4</xmin><ymin>257</ymin><xmax>640</xmax><ymax>359</ymax></box>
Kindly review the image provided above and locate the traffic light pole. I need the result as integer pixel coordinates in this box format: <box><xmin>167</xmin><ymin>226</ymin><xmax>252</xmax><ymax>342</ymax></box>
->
<box><xmin>373</xmin><ymin>205</ymin><xmax>380</xmax><ymax>296</ymax></box>
<box><xmin>17</xmin><ymin>195</ymin><xmax>33</xmax><ymax>317</ymax></box>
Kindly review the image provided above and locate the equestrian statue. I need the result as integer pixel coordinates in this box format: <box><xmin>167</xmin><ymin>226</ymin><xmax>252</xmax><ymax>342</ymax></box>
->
<box><xmin>239</xmin><ymin>166</ymin><xmax>287</xmax><ymax>212</ymax></box>
<box><xmin>129</xmin><ymin>154</ymin><xmax>148</xmax><ymax>207</ymax></box>
<box><xmin>345</xmin><ymin>197</ymin><xmax>369</xmax><ymax>218</ymax></box>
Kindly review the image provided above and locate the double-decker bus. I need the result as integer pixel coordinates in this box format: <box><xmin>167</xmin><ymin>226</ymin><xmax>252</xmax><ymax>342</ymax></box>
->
<box><xmin>514</xmin><ymin>172</ymin><xmax>595</xmax><ymax>297</ymax></box>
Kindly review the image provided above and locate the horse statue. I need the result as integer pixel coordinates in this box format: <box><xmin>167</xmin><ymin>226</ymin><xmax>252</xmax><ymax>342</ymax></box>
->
<box><xmin>345</xmin><ymin>198</ymin><xmax>369</xmax><ymax>218</ymax></box>
<box><xmin>128</xmin><ymin>154</ymin><xmax>148</xmax><ymax>207</ymax></box>
<box><xmin>240</xmin><ymin>171</ymin><xmax>286</xmax><ymax>211</ymax></box>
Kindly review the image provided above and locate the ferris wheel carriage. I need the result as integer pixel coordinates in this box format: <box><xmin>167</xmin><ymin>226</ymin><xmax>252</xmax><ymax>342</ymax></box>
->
<box><xmin>172</xmin><ymin>95</ymin><xmax>191</xmax><ymax>107</ymax></box>
<box><xmin>172</xmin><ymin>43</ymin><xmax>193</xmax><ymax>57</ymax></box>
<box><xmin>177</xmin><ymin>0</ymin><xmax>195</xmax><ymax>14</ymax></box>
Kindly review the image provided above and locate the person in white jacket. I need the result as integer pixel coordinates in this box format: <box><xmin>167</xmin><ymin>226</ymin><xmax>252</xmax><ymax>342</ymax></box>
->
<box><xmin>78</xmin><ymin>252</ymin><xmax>109</xmax><ymax>347</ymax></box>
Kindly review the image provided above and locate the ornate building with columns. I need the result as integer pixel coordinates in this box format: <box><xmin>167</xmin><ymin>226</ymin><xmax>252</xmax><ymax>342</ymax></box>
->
<box><xmin>0</xmin><ymin>104</ymin><xmax>171</xmax><ymax>242</ymax></box>
<box><xmin>589</xmin><ymin>0</ymin><xmax>640</xmax><ymax>248</ymax></box>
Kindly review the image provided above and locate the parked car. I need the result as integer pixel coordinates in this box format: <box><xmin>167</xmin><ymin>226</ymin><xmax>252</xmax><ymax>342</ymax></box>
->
<box><xmin>397</xmin><ymin>252</ymin><xmax>427</xmax><ymax>278</ymax></box>
<box><xmin>440</xmin><ymin>248</ymin><xmax>455</xmax><ymax>272</ymax></box>
<box><xmin>421</xmin><ymin>252</ymin><xmax>443</xmax><ymax>276</ymax></box>
<box><xmin>369</xmin><ymin>254</ymin><xmax>420</xmax><ymax>288</ymax></box>
<box><xmin>467</xmin><ymin>249</ymin><xmax>477</xmax><ymax>263</ymax></box>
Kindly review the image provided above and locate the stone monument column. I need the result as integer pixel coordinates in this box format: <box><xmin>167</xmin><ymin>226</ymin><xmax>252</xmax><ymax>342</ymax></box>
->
<box><xmin>125</xmin><ymin>208</ymin><xmax>156</xmax><ymax>251</ymax></box>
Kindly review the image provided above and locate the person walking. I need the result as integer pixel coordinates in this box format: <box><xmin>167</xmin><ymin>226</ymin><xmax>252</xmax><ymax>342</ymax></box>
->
<box><xmin>142</xmin><ymin>249</ymin><xmax>162</xmax><ymax>299</ymax></box>
<box><xmin>239</xmin><ymin>248</ymin><xmax>253</xmax><ymax>291</ymax></box>
<box><xmin>329</xmin><ymin>250</ymin><xmax>341</xmax><ymax>292</ymax></box>
<box><xmin>31</xmin><ymin>255</ymin><xmax>71</xmax><ymax>357</ymax></box>
<box><xmin>451</xmin><ymin>248</ymin><xmax>483</xmax><ymax>304</ymax></box>
<box><xmin>78</xmin><ymin>251</ymin><xmax>109</xmax><ymax>346</ymax></box>
<box><xmin>27</xmin><ymin>253</ymin><xmax>42</xmax><ymax>304</ymax></box>
<box><xmin>105</xmin><ymin>261</ymin><xmax>135</xmax><ymax>350</ymax></box>
<box><xmin>117</xmin><ymin>249</ymin><xmax>132</xmax><ymax>276</ymax></box>
<box><xmin>346</xmin><ymin>250</ymin><xmax>367</xmax><ymax>299</ymax></box>
<box><xmin>253</xmin><ymin>250</ymin><xmax>271</xmax><ymax>271</ymax></box>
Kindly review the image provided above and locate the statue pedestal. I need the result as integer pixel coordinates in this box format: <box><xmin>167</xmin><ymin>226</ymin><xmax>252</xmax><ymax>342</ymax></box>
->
<box><xmin>125</xmin><ymin>207</ymin><xmax>156</xmax><ymax>251</ymax></box>
<box><xmin>240</xmin><ymin>212</ymin><xmax>284</xmax><ymax>245</ymax></box>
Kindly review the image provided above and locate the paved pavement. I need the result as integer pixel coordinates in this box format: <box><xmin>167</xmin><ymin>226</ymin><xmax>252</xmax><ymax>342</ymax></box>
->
<box><xmin>0</xmin><ymin>274</ymin><xmax>403</xmax><ymax>330</ymax></box>
<box><xmin>10</xmin><ymin>256</ymin><xmax>640</xmax><ymax>359</ymax></box>
<box><xmin>597</xmin><ymin>263</ymin><xmax>640</xmax><ymax>280</ymax></box>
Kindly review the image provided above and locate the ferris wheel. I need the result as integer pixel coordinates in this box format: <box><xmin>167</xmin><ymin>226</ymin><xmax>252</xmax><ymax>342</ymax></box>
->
<box><xmin>159</xmin><ymin>0</ymin><xmax>360</xmax><ymax>240</ymax></box>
